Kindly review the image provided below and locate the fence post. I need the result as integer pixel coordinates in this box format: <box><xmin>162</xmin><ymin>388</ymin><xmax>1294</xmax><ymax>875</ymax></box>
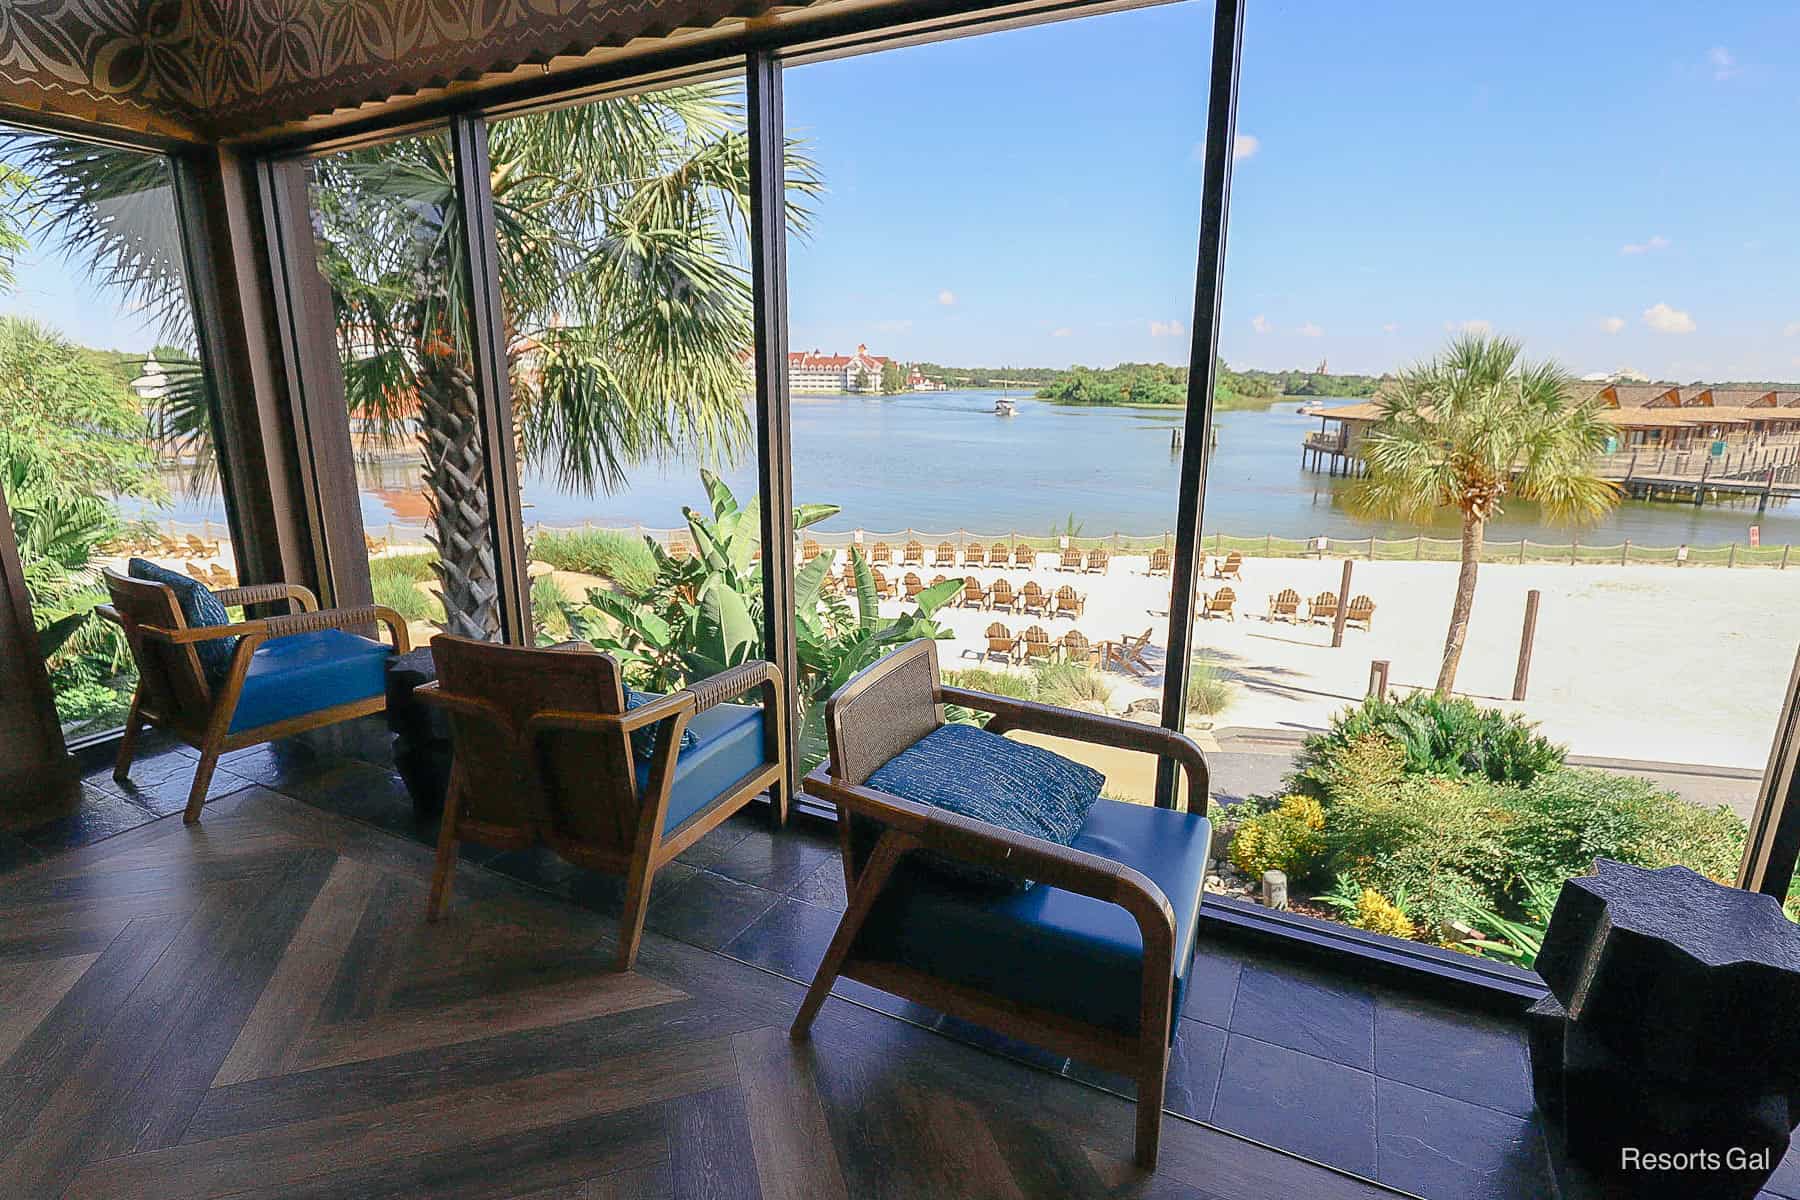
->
<box><xmin>1621</xmin><ymin>539</ymin><xmax>1629</xmax><ymax>566</ymax></box>
<box><xmin>1415</xmin><ymin>534</ymin><xmax>1423</xmax><ymax>560</ymax></box>
<box><xmin>1512</xmin><ymin>589</ymin><xmax>1541</xmax><ymax>701</ymax></box>
<box><xmin>1366</xmin><ymin>537</ymin><xmax>1375</xmax><ymax>561</ymax></box>
<box><xmin>1570</xmin><ymin>535</ymin><xmax>1578</xmax><ymax>566</ymax></box>
<box><xmin>1786</xmin><ymin>545</ymin><xmax>1792</xmax><ymax>571</ymax></box>
<box><xmin>1368</xmin><ymin>659</ymin><xmax>1389</xmax><ymax>697</ymax></box>
<box><xmin>1331</xmin><ymin>559</ymin><xmax>1354</xmax><ymax>649</ymax></box>
<box><xmin>1265</xmin><ymin>533</ymin><xmax>1272</xmax><ymax>555</ymax></box>
<box><xmin>1729</xmin><ymin>543</ymin><xmax>1737</xmax><ymax>568</ymax></box>
<box><xmin>1519</xmin><ymin>539</ymin><xmax>1527</xmax><ymax>564</ymax></box>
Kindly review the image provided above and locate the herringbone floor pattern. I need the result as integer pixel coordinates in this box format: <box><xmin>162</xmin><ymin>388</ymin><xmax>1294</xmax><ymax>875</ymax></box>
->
<box><xmin>0</xmin><ymin>786</ymin><xmax>1398</xmax><ymax>1200</ymax></box>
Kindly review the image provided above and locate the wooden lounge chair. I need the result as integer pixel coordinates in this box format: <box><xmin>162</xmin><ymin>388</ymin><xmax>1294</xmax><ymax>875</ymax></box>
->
<box><xmin>934</xmin><ymin>542</ymin><xmax>957</xmax><ymax>568</ymax></box>
<box><xmin>871</xmin><ymin>542</ymin><xmax>893</xmax><ymax>567</ymax></box>
<box><xmin>99</xmin><ymin>565</ymin><xmax>408</xmax><ymax>825</ymax></box>
<box><xmin>964</xmin><ymin>543</ymin><xmax>987</xmax><ymax>567</ymax></box>
<box><xmin>1345</xmin><ymin>594</ymin><xmax>1376</xmax><ymax>632</ymax></box>
<box><xmin>1084</xmin><ymin>547</ymin><xmax>1110</xmax><ymax>574</ymax></box>
<box><xmin>417</xmin><ymin>636</ymin><xmax>785</xmax><ymax>971</ymax></box>
<box><xmin>960</xmin><ymin>576</ymin><xmax>988</xmax><ymax>610</ymax></box>
<box><xmin>1146</xmin><ymin>548</ymin><xmax>1171</xmax><ymax>577</ymax></box>
<box><xmin>1307</xmin><ymin>591</ymin><xmax>1338</xmax><ymax>625</ymax></box>
<box><xmin>185</xmin><ymin>562</ymin><xmax>212</xmax><ymax>584</ymax></box>
<box><xmin>930</xmin><ymin>574</ymin><xmax>948</xmax><ymax>589</ymax></box>
<box><xmin>207</xmin><ymin>564</ymin><xmax>236</xmax><ymax>589</ymax></box>
<box><xmin>1014</xmin><ymin>543</ymin><xmax>1036</xmax><ymax>568</ymax></box>
<box><xmin>1058</xmin><ymin>548</ymin><xmax>1084</xmax><ymax>572</ymax></box>
<box><xmin>1019</xmin><ymin>624</ymin><xmax>1056</xmax><ymax>662</ymax></box>
<box><xmin>1103</xmin><ymin>627</ymin><xmax>1155</xmax><ymax>676</ymax></box>
<box><xmin>1060</xmin><ymin>629</ymin><xmax>1099</xmax><ymax>666</ymax></box>
<box><xmin>903</xmin><ymin>572</ymin><xmax>924</xmax><ymax>601</ymax></box>
<box><xmin>801</xmin><ymin>538</ymin><xmax>821</xmax><ymax>562</ymax></box>
<box><xmin>1266</xmin><ymin>587</ymin><xmax>1300</xmax><ymax>623</ymax></box>
<box><xmin>987</xmin><ymin>578</ymin><xmax>1018</xmax><ymax>614</ymax></box>
<box><xmin>1019</xmin><ymin>580</ymin><xmax>1051</xmax><ymax>618</ymax></box>
<box><xmin>794</xmin><ymin>639</ymin><xmax>1212</xmax><ymax>1168</ymax></box>
<box><xmin>669</xmin><ymin>539</ymin><xmax>692</xmax><ymax>562</ymax></box>
<box><xmin>983</xmin><ymin>622</ymin><xmax>1020</xmax><ymax>663</ymax></box>
<box><xmin>902</xmin><ymin>540</ymin><xmax>925</xmax><ymax>566</ymax></box>
<box><xmin>186</xmin><ymin>533</ymin><xmax>219</xmax><ymax>558</ymax></box>
<box><xmin>1202</xmin><ymin>588</ymin><xmax>1235</xmax><ymax>621</ymax></box>
<box><xmin>364</xmin><ymin>534</ymin><xmax>389</xmax><ymax>556</ymax></box>
<box><xmin>1054</xmin><ymin>584</ymin><xmax>1086</xmax><ymax>620</ymax></box>
<box><xmin>872</xmin><ymin>569</ymin><xmax>898</xmax><ymax>600</ymax></box>
<box><xmin>1212</xmin><ymin>552</ymin><xmax>1242</xmax><ymax>580</ymax></box>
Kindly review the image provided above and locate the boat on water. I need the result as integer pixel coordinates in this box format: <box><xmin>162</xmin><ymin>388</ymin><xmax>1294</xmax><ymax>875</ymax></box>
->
<box><xmin>993</xmin><ymin>398</ymin><xmax>1017</xmax><ymax>416</ymax></box>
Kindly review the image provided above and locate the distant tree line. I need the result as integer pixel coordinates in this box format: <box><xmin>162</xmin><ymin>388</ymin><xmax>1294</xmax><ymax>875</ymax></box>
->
<box><xmin>1030</xmin><ymin>362</ymin><xmax>1384</xmax><ymax>409</ymax></box>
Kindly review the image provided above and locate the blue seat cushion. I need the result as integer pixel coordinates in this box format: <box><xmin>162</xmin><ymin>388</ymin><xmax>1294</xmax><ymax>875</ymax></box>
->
<box><xmin>634</xmin><ymin>702</ymin><xmax>768</xmax><ymax>834</ymax></box>
<box><xmin>855</xmin><ymin>797</ymin><xmax>1212</xmax><ymax>1039</ymax></box>
<box><xmin>228</xmin><ymin>629</ymin><xmax>394</xmax><ymax>733</ymax></box>
<box><xmin>865</xmin><ymin>724</ymin><xmax>1104</xmax><ymax>892</ymax></box>
<box><xmin>624</xmin><ymin>688</ymin><xmax>700</xmax><ymax>762</ymax></box>
<box><xmin>129</xmin><ymin>557</ymin><xmax>237</xmax><ymax>686</ymax></box>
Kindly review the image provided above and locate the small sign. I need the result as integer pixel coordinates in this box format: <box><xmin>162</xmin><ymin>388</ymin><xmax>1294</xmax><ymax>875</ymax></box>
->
<box><xmin>1059</xmin><ymin>534</ymin><xmax>1069</xmax><ymax>550</ymax></box>
<box><xmin>1752</xmin><ymin>526</ymin><xmax>1762</xmax><ymax>547</ymax></box>
<box><xmin>1676</xmin><ymin>544</ymin><xmax>1690</xmax><ymax>563</ymax></box>
<box><xmin>853</xmin><ymin>529</ymin><xmax>864</xmax><ymax>545</ymax></box>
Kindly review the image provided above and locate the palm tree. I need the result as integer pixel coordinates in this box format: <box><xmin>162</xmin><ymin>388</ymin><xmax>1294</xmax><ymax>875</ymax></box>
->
<box><xmin>1346</xmin><ymin>334</ymin><xmax>1617</xmax><ymax>695</ymax></box>
<box><xmin>2</xmin><ymin>85</ymin><xmax>821</xmax><ymax>638</ymax></box>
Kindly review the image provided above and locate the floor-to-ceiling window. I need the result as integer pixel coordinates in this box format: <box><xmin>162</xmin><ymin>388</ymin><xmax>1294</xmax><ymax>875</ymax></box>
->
<box><xmin>781</xmin><ymin>4</ymin><xmax>1213</xmax><ymax>784</ymax></box>
<box><xmin>1197</xmin><ymin>0</ymin><xmax>1800</xmax><ymax>959</ymax></box>
<box><xmin>0</xmin><ymin>130</ymin><xmax>221</xmax><ymax>739</ymax></box>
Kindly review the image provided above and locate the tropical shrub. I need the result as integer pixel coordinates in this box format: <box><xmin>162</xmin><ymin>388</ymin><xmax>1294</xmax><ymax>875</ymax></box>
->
<box><xmin>1186</xmin><ymin>655</ymin><xmax>1235</xmax><ymax>717</ymax></box>
<box><xmin>369</xmin><ymin>555</ymin><xmax>443</xmax><ymax>624</ymax></box>
<box><xmin>1229</xmin><ymin>794</ymin><xmax>1326</xmax><ymax>880</ymax></box>
<box><xmin>1293</xmin><ymin>691</ymin><xmax>1564</xmax><ymax>793</ymax></box>
<box><xmin>531</xmin><ymin>574</ymin><xmax>573</xmax><ymax>642</ymax></box>
<box><xmin>1352</xmin><ymin>889</ymin><xmax>1417</xmax><ymax>940</ymax></box>
<box><xmin>1502</xmin><ymin>768</ymin><xmax>1745</xmax><ymax>889</ymax></box>
<box><xmin>533</xmin><ymin>528</ymin><xmax>658</xmax><ymax>594</ymax></box>
<box><xmin>1031</xmin><ymin>660</ymin><xmax>1113</xmax><ymax>711</ymax></box>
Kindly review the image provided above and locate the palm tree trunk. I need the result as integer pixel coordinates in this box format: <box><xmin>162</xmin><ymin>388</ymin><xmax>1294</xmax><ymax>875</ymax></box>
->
<box><xmin>416</xmin><ymin>360</ymin><xmax>501</xmax><ymax>640</ymax></box>
<box><xmin>1435</xmin><ymin>509</ymin><xmax>1484</xmax><ymax>696</ymax></box>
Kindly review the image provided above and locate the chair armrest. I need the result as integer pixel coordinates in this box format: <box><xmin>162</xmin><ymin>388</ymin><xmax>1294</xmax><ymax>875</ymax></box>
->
<box><xmin>936</xmin><ymin>685</ymin><xmax>1209</xmax><ymax>815</ymax></box>
<box><xmin>688</xmin><ymin>659</ymin><xmax>782</xmax><ymax>713</ymax></box>
<box><xmin>213</xmin><ymin>583</ymin><xmax>319</xmax><ymax>612</ymax></box>
<box><xmin>262</xmin><ymin>605</ymin><xmax>411</xmax><ymax>653</ymax></box>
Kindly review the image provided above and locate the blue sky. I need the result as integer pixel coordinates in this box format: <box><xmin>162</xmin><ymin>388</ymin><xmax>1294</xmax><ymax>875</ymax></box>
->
<box><xmin>5</xmin><ymin>1</ymin><xmax>1797</xmax><ymax>384</ymax></box>
<box><xmin>786</xmin><ymin>0</ymin><xmax>1800</xmax><ymax>380</ymax></box>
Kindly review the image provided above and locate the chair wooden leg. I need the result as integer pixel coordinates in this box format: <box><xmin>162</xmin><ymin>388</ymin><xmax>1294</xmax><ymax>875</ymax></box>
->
<box><xmin>113</xmin><ymin>694</ymin><xmax>145</xmax><ymax>783</ymax></box>
<box><xmin>615</xmin><ymin>852</ymin><xmax>657</xmax><ymax>972</ymax></box>
<box><xmin>426</xmin><ymin>793</ymin><xmax>461</xmax><ymax>921</ymax></box>
<box><xmin>1136</xmin><ymin>1045</ymin><xmax>1170</xmax><ymax>1169</ymax></box>
<box><xmin>183</xmin><ymin>744</ymin><xmax>221</xmax><ymax>825</ymax></box>
<box><xmin>791</xmin><ymin>831</ymin><xmax>916</xmax><ymax>1040</ymax></box>
<box><xmin>768</xmin><ymin>780</ymin><xmax>790</xmax><ymax>830</ymax></box>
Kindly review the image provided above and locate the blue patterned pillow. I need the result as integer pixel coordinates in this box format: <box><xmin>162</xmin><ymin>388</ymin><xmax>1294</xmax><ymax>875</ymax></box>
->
<box><xmin>624</xmin><ymin>688</ymin><xmax>699</xmax><ymax>763</ymax></box>
<box><xmin>868</xmin><ymin>723</ymin><xmax>1105</xmax><ymax>893</ymax></box>
<box><xmin>128</xmin><ymin>558</ymin><xmax>238</xmax><ymax>687</ymax></box>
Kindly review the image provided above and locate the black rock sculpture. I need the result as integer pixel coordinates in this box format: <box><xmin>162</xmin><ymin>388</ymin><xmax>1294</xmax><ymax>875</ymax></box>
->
<box><xmin>385</xmin><ymin>647</ymin><xmax>450</xmax><ymax>818</ymax></box>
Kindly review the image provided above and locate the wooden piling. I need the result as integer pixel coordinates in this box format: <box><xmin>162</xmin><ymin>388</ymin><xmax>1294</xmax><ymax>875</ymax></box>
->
<box><xmin>1331</xmin><ymin>559</ymin><xmax>1353</xmax><ymax>649</ymax></box>
<box><xmin>1368</xmin><ymin>659</ymin><xmax>1389</xmax><ymax>697</ymax></box>
<box><xmin>1512</xmin><ymin>589</ymin><xmax>1541</xmax><ymax>702</ymax></box>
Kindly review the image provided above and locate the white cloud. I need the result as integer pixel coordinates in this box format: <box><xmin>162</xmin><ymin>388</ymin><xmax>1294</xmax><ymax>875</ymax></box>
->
<box><xmin>1381</xmin><ymin>322</ymin><xmax>1399</xmax><ymax>334</ymax></box>
<box><xmin>1298</xmin><ymin>322</ymin><xmax>1323</xmax><ymax>337</ymax></box>
<box><xmin>1149</xmin><ymin>319</ymin><xmax>1186</xmax><ymax>338</ymax></box>
<box><xmin>1233</xmin><ymin>134</ymin><xmax>1260</xmax><ymax>161</ymax></box>
<box><xmin>1643</xmin><ymin>302</ymin><xmax>1696</xmax><ymax>334</ymax></box>
<box><xmin>1251</xmin><ymin>314</ymin><xmax>1272</xmax><ymax>334</ymax></box>
<box><xmin>1783</xmin><ymin>320</ymin><xmax>1800</xmax><ymax>338</ymax></box>
<box><xmin>1621</xmin><ymin>234</ymin><xmax>1670</xmax><ymax>255</ymax></box>
<box><xmin>1051</xmin><ymin>327</ymin><xmax>1072</xmax><ymax>338</ymax></box>
<box><xmin>1601</xmin><ymin>316</ymin><xmax>1626</xmax><ymax>334</ymax></box>
<box><xmin>936</xmin><ymin>289</ymin><xmax>957</xmax><ymax>306</ymax></box>
<box><xmin>1708</xmin><ymin>46</ymin><xmax>1739</xmax><ymax>81</ymax></box>
<box><xmin>1444</xmin><ymin>319</ymin><xmax>1492</xmax><ymax>336</ymax></box>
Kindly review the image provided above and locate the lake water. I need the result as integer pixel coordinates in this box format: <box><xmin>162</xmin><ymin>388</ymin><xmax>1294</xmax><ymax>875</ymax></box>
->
<box><xmin>142</xmin><ymin>393</ymin><xmax>1800</xmax><ymax>548</ymax></box>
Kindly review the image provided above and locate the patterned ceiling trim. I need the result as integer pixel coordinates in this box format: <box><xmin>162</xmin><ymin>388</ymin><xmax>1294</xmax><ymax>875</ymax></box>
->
<box><xmin>0</xmin><ymin>1</ymin><xmax>205</xmax><ymax>136</ymax></box>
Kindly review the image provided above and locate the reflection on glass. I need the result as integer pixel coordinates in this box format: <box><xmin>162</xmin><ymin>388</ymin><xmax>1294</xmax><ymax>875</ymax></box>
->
<box><xmin>1199</xmin><ymin>2</ymin><xmax>1798</xmax><ymax>957</ymax></box>
<box><xmin>0</xmin><ymin>131</ymin><xmax>217</xmax><ymax>738</ymax></box>
<box><xmin>784</xmin><ymin>3</ymin><xmax>1209</xmax><ymax>777</ymax></box>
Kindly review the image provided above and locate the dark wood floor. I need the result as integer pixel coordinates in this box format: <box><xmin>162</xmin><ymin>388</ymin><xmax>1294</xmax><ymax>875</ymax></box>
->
<box><xmin>0</xmin><ymin>784</ymin><xmax>1409</xmax><ymax>1200</ymax></box>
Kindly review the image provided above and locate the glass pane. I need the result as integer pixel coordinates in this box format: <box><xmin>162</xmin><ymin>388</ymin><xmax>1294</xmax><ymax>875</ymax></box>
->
<box><xmin>784</xmin><ymin>4</ymin><xmax>1211</xmax><ymax>782</ymax></box>
<box><xmin>0</xmin><ymin>131</ymin><xmax>219</xmax><ymax>739</ymax></box>
<box><xmin>486</xmin><ymin>78</ymin><xmax>770</xmax><ymax>700</ymax></box>
<box><xmin>1201</xmin><ymin>1</ymin><xmax>1797</xmax><ymax>959</ymax></box>
<box><xmin>306</xmin><ymin>130</ymin><xmax>505</xmax><ymax>645</ymax></box>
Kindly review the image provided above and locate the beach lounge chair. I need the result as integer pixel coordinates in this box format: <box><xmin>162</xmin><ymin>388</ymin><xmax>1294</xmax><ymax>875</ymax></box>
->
<box><xmin>1054</xmin><ymin>584</ymin><xmax>1086</xmax><ymax>620</ymax></box>
<box><xmin>99</xmin><ymin>564</ymin><xmax>409</xmax><ymax>825</ymax></box>
<box><xmin>185</xmin><ymin>562</ymin><xmax>212</xmax><ymax>584</ymax></box>
<box><xmin>1060</xmin><ymin>629</ymin><xmax>1100</xmax><ymax>666</ymax></box>
<box><xmin>1345</xmin><ymin>594</ymin><xmax>1376</xmax><ymax>632</ymax></box>
<box><xmin>871</xmin><ymin>542</ymin><xmax>893</xmax><ymax>567</ymax></box>
<box><xmin>364</xmin><ymin>534</ymin><xmax>388</xmax><ymax>556</ymax></box>
<box><xmin>208</xmin><ymin>564</ymin><xmax>236</xmax><ymax>589</ymax></box>
<box><xmin>1307</xmin><ymin>591</ymin><xmax>1338</xmax><ymax>625</ymax></box>
<box><xmin>903</xmin><ymin>540</ymin><xmax>925</xmax><ymax>566</ymax></box>
<box><xmin>903</xmin><ymin>572</ymin><xmax>924</xmax><ymax>601</ymax></box>
<box><xmin>1059</xmin><ymin>548</ymin><xmax>1084</xmax><ymax>572</ymax></box>
<box><xmin>1019</xmin><ymin>580</ymin><xmax>1051</xmax><ymax>618</ymax></box>
<box><xmin>1266</xmin><ymin>587</ymin><xmax>1300</xmax><ymax>623</ymax></box>
<box><xmin>960</xmin><ymin>576</ymin><xmax>988</xmax><ymax>609</ymax></box>
<box><xmin>1020</xmin><ymin>625</ymin><xmax>1056</xmax><ymax>662</ymax></box>
<box><xmin>934</xmin><ymin>542</ymin><xmax>957</xmax><ymax>568</ymax></box>
<box><xmin>186</xmin><ymin>533</ymin><xmax>219</xmax><ymax>558</ymax></box>
<box><xmin>988</xmin><ymin>578</ymin><xmax>1018</xmax><ymax>614</ymax></box>
<box><xmin>1147</xmin><ymin>548</ymin><xmax>1172</xmax><ymax>577</ymax></box>
<box><xmin>1103</xmin><ymin>628</ymin><xmax>1155</xmax><ymax>677</ymax></box>
<box><xmin>417</xmin><ymin>636</ymin><xmax>785</xmax><ymax>971</ymax></box>
<box><xmin>987</xmin><ymin>543</ymin><xmax>1010</xmax><ymax>566</ymax></box>
<box><xmin>872</xmin><ymin>569</ymin><xmax>898</xmax><ymax>600</ymax></box>
<box><xmin>982</xmin><ymin>622</ymin><xmax>1020</xmax><ymax>663</ymax></box>
<box><xmin>1202</xmin><ymin>588</ymin><xmax>1235</xmax><ymax>621</ymax></box>
<box><xmin>793</xmin><ymin>637</ymin><xmax>1213</xmax><ymax>1168</ymax></box>
<box><xmin>965</xmin><ymin>543</ymin><xmax>987</xmax><ymax>567</ymax></box>
<box><xmin>1084</xmin><ymin>547</ymin><xmax>1110</xmax><ymax>574</ymax></box>
<box><xmin>1212</xmin><ymin>552</ymin><xmax>1242</xmax><ymax>580</ymax></box>
<box><xmin>801</xmin><ymin>538</ymin><xmax>821</xmax><ymax>563</ymax></box>
<box><xmin>930</xmin><ymin>574</ymin><xmax>948</xmax><ymax>588</ymax></box>
<box><xmin>669</xmin><ymin>538</ymin><xmax>692</xmax><ymax>562</ymax></box>
<box><xmin>1014</xmin><ymin>543</ymin><xmax>1036</xmax><ymax>568</ymax></box>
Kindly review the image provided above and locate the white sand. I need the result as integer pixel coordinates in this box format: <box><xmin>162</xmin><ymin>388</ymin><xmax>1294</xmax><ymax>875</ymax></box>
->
<box><xmin>885</xmin><ymin>552</ymin><xmax>1800</xmax><ymax>771</ymax></box>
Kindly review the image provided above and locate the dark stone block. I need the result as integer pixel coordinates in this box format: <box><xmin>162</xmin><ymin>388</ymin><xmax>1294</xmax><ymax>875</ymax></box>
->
<box><xmin>384</xmin><ymin>647</ymin><xmax>449</xmax><ymax>818</ymax></box>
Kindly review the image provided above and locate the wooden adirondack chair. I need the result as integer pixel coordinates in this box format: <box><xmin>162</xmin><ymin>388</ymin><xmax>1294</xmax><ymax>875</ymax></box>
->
<box><xmin>934</xmin><ymin>542</ymin><xmax>957</xmax><ymax>568</ymax></box>
<box><xmin>987</xmin><ymin>578</ymin><xmax>1018</xmax><ymax>614</ymax></box>
<box><xmin>872</xmin><ymin>569</ymin><xmax>898</xmax><ymax>600</ymax></box>
<box><xmin>1054</xmin><ymin>584</ymin><xmax>1086</xmax><ymax>620</ymax></box>
<box><xmin>1020</xmin><ymin>625</ymin><xmax>1056</xmax><ymax>662</ymax></box>
<box><xmin>1058</xmin><ymin>548</ymin><xmax>1084</xmax><ymax>572</ymax></box>
<box><xmin>870</xmin><ymin>542</ymin><xmax>893</xmax><ymax>567</ymax></box>
<box><xmin>903</xmin><ymin>572</ymin><xmax>924</xmax><ymax>601</ymax></box>
<box><xmin>1060</xmin><ymin>629</ymin><xmax>1099</xmax><ymax>666</ymax></box>
<box><xmin>1014</xmin><ymin>543</ymin><xmax>1036</xmax><ymax>568</ymax></box>
<box><xmin>1084</xmin><ymin>547</ymin><xmax>1110</xmax><ymax>574</ymax></box>
<box><xmin>1202</xmin><ymin>588</ymin><xmax>1236</xmax><ymax>621</ymax></box>
<box><xmin>964</xmin><ymin>542</ymin><xmax>987</xmax><ymax>567</ymax></box>
<box><xmin>960</xmin><ymin>576</ymin><xmax>989</xmax><ymax>609</ymax></box>
<box><xmin>1307</xmin><ymin>591</ymin><xmax>1338</xmax><ymax>624</ymax></box>
<box><xmin>1103</xmin><ymin>627</ymin><xmax>1155</xmax><ymax>676</ymax></box>
<box><xmin>983</xmin><ymin>622</ymin><xmax>1019</xmax><ymax>663</ymax></box>
<box><xmin>1345</xmin><ymin>594</ymin><xmax>1376</xmax><ymax>631</ymax></box>
<box><xmin>801</xmin><ymin>538</ymin><xmax>821</xmax><ymax>562</ymax></box>
<box><xmin>1266</xmin><ymin>587</ymin><xmax>1301</xmax><ymax>622</ymax></box>
<box><xmin>1020</xmin><ymin>580</ymin><xmax>1051</xmax><ymax>618</ymax></box>
<box><xmin>1212</xmin><ymin>552</ymin><xmax>1242</xmax><ymax>580</ymax></box>
<box><xmin>902</xmin><ymin>540</ymin><xmax>925</xmax><ymax>566</ymax></box>
<box><xmin>1147</xmin><ymin>548</ymin><xmax>1171</xmax><ymax>576</ymax></box>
